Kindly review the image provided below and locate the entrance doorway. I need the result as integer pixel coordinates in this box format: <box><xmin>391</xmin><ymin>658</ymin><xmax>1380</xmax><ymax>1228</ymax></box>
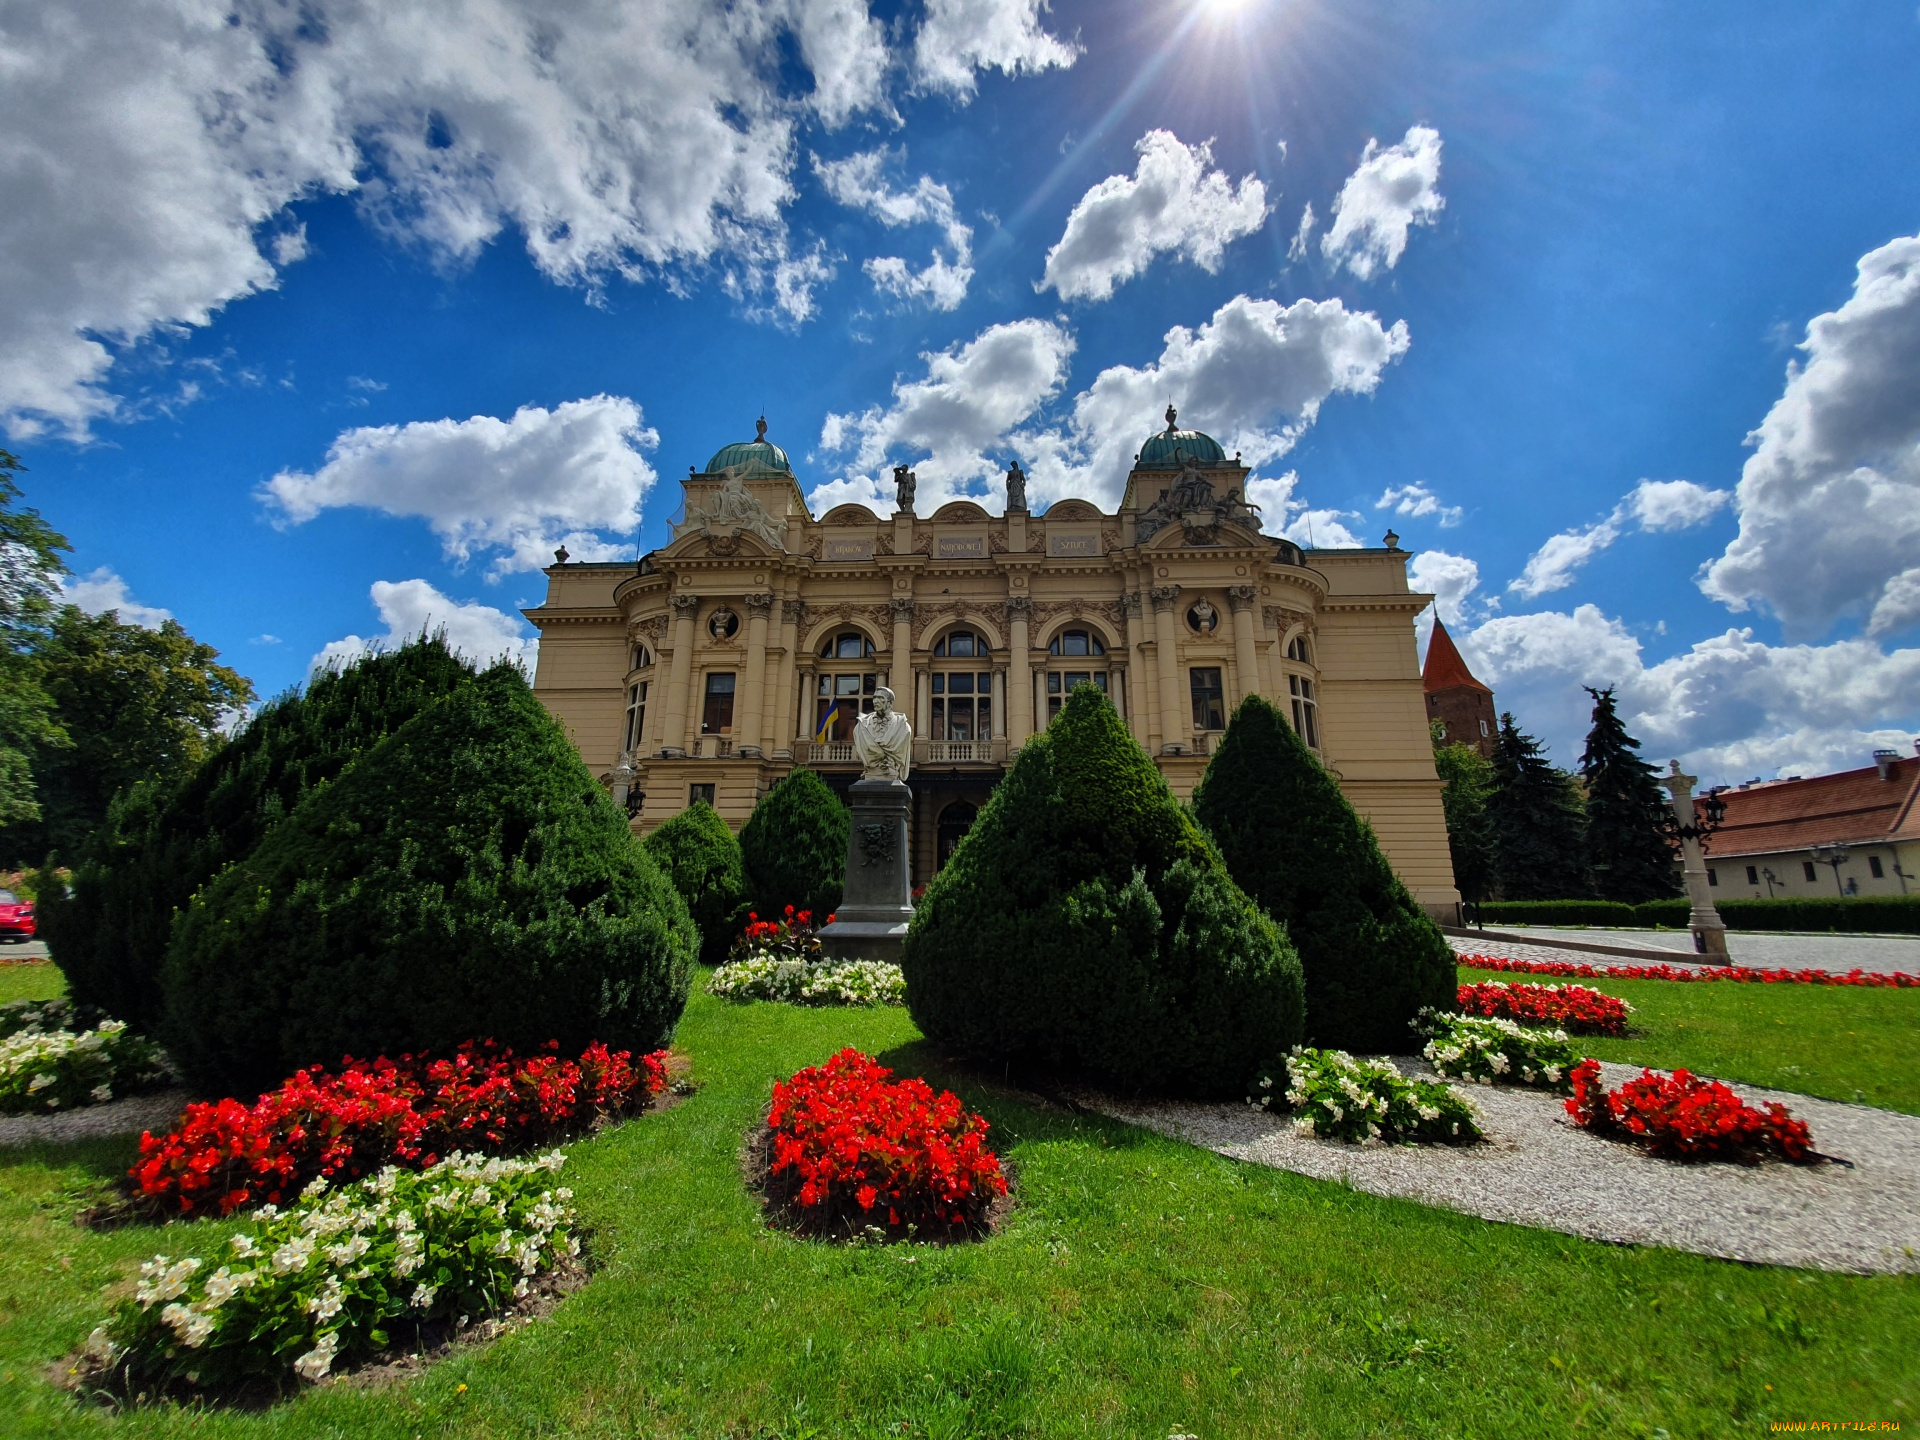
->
<box><xmin>936</xmin><ymin>801</ymin><xmax>978</xmax><ymax>870</ymax></box>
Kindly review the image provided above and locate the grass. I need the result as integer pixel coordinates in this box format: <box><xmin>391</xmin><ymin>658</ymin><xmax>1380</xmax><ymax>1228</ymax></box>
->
<box><xmin>0</xmin><ymin>961</ymin><xmax>1915</xmax><ymax>1437</ymax></box>
<box><xmin>1458</xmin><ymin>963</ymin><xmax>1920</xmax><ymax>1116</ymax></box>
<box><xmin>0</xmin><ymin>957</ymin><xmax>56</xmax><ymax>1006</ymax></box>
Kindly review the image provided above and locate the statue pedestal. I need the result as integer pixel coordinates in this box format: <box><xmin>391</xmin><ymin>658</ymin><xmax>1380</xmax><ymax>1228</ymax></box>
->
<box><xmin>817</xmin><ymin>779</ymin><xmax>913</xmax><ymax>964</ymax></box>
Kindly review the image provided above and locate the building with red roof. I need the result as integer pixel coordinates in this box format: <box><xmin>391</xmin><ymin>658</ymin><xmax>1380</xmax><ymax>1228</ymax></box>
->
<box><xmin>1702</xmin><ymin>747</ymin><xmax>1920</xmax><ymax>899</ymax></box>
<box><xmin>1422</xmin><ymin>617</ymin><xmax>1496</xmax><ymax>758</ymax></box>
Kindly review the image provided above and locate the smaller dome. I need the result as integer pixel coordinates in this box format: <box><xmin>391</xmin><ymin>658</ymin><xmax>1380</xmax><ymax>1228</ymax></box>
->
<box><xmin>1135</xmin><ymin>404</ymin><xmax>1227</xmax><ymax>468</ymax></box>
<box><xmin>704</xmin><ymin>417</ymin><xmax>792</xmax><ymax>476</ymax></box>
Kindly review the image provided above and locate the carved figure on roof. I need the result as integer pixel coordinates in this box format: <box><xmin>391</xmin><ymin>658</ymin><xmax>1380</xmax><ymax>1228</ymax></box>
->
<box><xmin>685</xmin><ymin>464</ymin><xmax>785</xmax><ymax>552</ymax></box>
<box><xmin>893</xmin><ymin>464</ymin><xmax>917</xmax><ymax>512</ymax></box>
<box><xmin>1005</xmin><ymin>459</ymin><xmax>1027</xmax><ymax>512</ymax></box>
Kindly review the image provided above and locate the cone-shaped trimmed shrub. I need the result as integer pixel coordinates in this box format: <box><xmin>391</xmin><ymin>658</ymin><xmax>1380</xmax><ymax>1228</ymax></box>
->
<box><xmin>42</xmin><ymin>636</ymin><xmax>476</xmax><ymax>1031</ymax></box>
<box><xmin>740</xmin><ymin>768</ymin><xmax>848</xmax><ymax>919</ymax></box>
<box><xmin>161</xmin><ymin>666</ymin><xmax>696</xmax><ymax>1099</ymax></box>
<box><xmin>901</xmin><ymin>686</ymin><xmax>1302</xmax><ymax>1098</ymax></box>
<box><xmin>642</xmin><ymin>799</ymin><xmax>750</xmax><ymax>966</ymax></box>
<box><xmin>1193</xmin><ymin>695</ymin><xmax>1455</xmax><ymax>1053</ymax></box>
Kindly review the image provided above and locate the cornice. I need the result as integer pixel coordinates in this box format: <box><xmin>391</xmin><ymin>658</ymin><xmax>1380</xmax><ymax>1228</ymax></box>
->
<box><xmin>523</xmin><ymin>608</ymin><xmax>624</xmax><ymax>628</ymax></box>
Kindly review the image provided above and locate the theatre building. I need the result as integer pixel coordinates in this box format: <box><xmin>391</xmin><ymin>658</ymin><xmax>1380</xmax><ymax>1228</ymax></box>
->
<box><xmin>526</xmin><ymin>411</ymin><xmax>1462</xmax><ymax>916</ymax></box>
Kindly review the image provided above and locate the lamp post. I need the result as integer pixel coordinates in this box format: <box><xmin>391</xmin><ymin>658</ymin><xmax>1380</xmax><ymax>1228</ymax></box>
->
<box><xmin>1661</xmin><ymin>760</ymin><xmax>1730</xmax><ymax>960</ymax></box>
<box><xmin>609</xmin><ymin>753</ymin><xmax>639</xmax><ymax>822</ymax></box>
<box><xmin>1808</xmin><ymin>841</ymin><xmax>1851</xmax><ymax>897</ymax></box>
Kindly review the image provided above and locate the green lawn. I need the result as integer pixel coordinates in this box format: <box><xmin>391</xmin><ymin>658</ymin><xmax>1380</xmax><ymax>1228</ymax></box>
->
<box><xmin>0</xmin><ymin>958</ymin><xmax>56</xmax><ymax>1007</ymax></box>
<box><xmin>1458</xmin><ymin>964</ymin><xmax>1920</xmax><ymax>1116</ymax></box>
<box><xmin>0</xmin><ymin>962</ymin><xmax>1914</xmax><ymax>1437</ymax></box>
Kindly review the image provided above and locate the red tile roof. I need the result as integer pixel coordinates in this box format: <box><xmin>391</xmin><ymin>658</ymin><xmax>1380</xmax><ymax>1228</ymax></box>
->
<box><xmin>1422</xmin><ymin>617</ymin><xmax>1491</xmax><ymax>694</ymax></box>
<box><xmin>1703</xmin><ymin>754</ymin><xmax>1920</xmax><ymax>857</ymax></box>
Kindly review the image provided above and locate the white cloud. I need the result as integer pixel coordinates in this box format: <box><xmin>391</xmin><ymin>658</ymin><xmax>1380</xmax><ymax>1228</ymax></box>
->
<box><xmin>814</xmin><ymin>148</ymin><xmax>973</xmax><ymax>310</ymax></box>
<box><xmin>1454</xmin><ymin>603</ymin><xmax>1920</xmax><ymax>783</ymax></box>
<box><xmin>313</xmin><ymin>579</ymin><xmax>537</xmax><ymax>675</ymax></box>
<box><xmin>1508</xmin><ymin>513</ymin><xmax>1625</xmax><ymax>599</ymax></box>
<box><xmin>914</xmin><ymin>0</ymin><xmax>1079</xmax><ymax>99</ymax></box>
<box><xmin>59</xmin><ymin>568</ymin><xmax>173</xmax><ymax>629</ymax></box>
<box><xmin>0</xmin><ymin>0</ymin><xmax>900</xmax><ymax>438</ymax></box>
<box><xmin>1626</xmin><ymin>478</ymin><xmax>1730</xmax><ymax>531</ymax></box>
<box><xmin>1039</xmin><ymin>131</ymin><xmax>1267</xmax><ymax>302</ymax></box>
<box><xmin>1869</xmin><ymin>568</ymin><xmax>1920</xmax><ymax>638</ymax></box>
<box><xmin>1243</xmin><ymin>471</ymin><xmax>1366</xmax><ymax>550</ymax></box>
<box><xmin>1321</xmin><ymin>125</ymin><xmax>1444</xmax><ymax>281</ymax></box>
<box><xmin>1026</xmin><ymin>293</ymin><xmax>1410</xmax><ymax>509</ymax></box>
<box><xmin>1409</xmin><ymin>550</ymin><xmax>1481</xmax><ymax>629</ymax></box>
<box><xmin>816</xmin><ymin>319</ymin><xmax>1075</xmax><ymax>510</ymax></box>
<box><xmin>1287</xmin><ymin>203</ymin><xmax>1316</xmax><ymax>263</ymax></box>
<box><xmin>262</xmin><ymin>395</ymin><xmax>657</xmax><ymax>578</ymax></box>
<box><xmin>1699</xmin><ymin>233</ymin><xmax>1920</xmax><ymax>637</ymax></box>
<box><xmin>1377</xmin><ymin>482</ymin><xmax>1462</xmax><ymax>527</ymax></box>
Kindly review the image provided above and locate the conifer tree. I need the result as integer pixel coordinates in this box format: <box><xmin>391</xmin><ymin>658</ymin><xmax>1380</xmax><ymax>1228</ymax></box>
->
<box><xmin>1487</xmin><ymin>712</ymin><xmax>1590</xmax><ymax>900</ymax></box>
<box><xmin>1195</xmin><ymin>697</ymin><xmax>1454</xmax><ymax>1052</ymax></box>
<box><xmin>1432</xmin><ymin>725</ymin><xmax>1498</xmax><ymax>909</ymax></box>
<box><xmin>643</xmin><ymin>799</ymin><xmax>750</xmax><ymax>965</ymax></box>
<box><xmin>1579</xmin><ymin>686</ymin><xmax>1681</xmax><ymax>903</ymax></box>
<box><xmin>902</xmin><ymin>686</ymin><xmax>1302</xmax><ymax>1098</ymax></box>
<box><xmin>739</xmin><ymin>768</ymin><xmax>848</xmax><ymax>919</ymax></box>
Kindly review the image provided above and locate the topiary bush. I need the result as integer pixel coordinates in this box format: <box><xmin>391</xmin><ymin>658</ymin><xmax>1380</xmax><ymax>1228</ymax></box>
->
<box><xmin>1192</xmin><ymin>695</ymin><xmax>1455</xmax><ymax>1054</ymax></box>
<box><xmin>642</xmin><ymin>799</ymin><xmax>750</xmax><ymax>966</ymax></box>
<box><xmin>160</xmin><ymin>666</ymin><xmax>697</xmax><ymax>1100</ymax></box>
<box><xmin>901</xmin><ymin>685</ymin><xmax>1303</xmax><ymax>1098</ymax></box>
<box><xmin>41</xmin><ymin>636</ymin><xmax>477</xmax><ymax>1031</ymax></box>
<box><xmin>739</xmin><ymin>768</ymin><xmax>848</xmax><ymax>920</ymax></box>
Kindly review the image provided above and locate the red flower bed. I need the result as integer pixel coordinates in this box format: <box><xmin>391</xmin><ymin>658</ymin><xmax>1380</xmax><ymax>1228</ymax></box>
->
<box><xmin>133</xmin><ymin>1040</ymin><xmax>667</xmax><ymax>1218</ymax></box>
<box><xmin>1566</xmin><ymin>1059</ymin><xmax>1816</xmax><ymax>1164</ymax></box>
<box><xmin>1456</xmin><ymin>980</ymin><xmax>1632</xmax><ymax>1036</ymax></box>
<box><xmin>731</xmin><ymin>904</ymin><xmax>832</xmax><ymax>962</ymax></box>
<box><xmin>764</xmin><ymin>1048</ymin><xmax>1007</xmax><ymax>1239</ymax></box>
<box><xmin>1460</xmin><ymin>953</ymin><xmax>1918</xmax><ymax>987</ymax></box>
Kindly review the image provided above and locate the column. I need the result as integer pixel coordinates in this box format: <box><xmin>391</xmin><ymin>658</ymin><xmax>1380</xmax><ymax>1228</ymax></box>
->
<box><xmin>1007</xmin><ymin>596</ymin><xmax>1033</xmax><ymax>747</ymax></box>
<box><xmin>771</xmin><ymin>599</ymin><xmax>801</xmax><ymax>758</ymax></box>
<box><xmin>1150</xmin><ymin>585</ymin><xmax>1184</xmax><ymax>753</ymax></box>
<box><xmin>795</xmin><ymin>663</ymin><xmax>817</xmax><ymax>750</ymax></box>
<box><xmin>992</xmin><ymin>668</ymin><xmax>1006</xmax><ymax>738</ymax></box>
<box><xmin>663</xmin><ymin>593</ymin><xmax>699</xmax><ymax>755</ymax></box>
<box><xmin>1228</xmin><ymin>585</ymin><xmax>1260</xmax><ymax>708</ymax></box>
<box><xmin>737</xmin><ymin>593</ymin><xmax>774</xmax><ymax>755</ymax></box>
<box><xmin>890</xmin><ymin>597</ymin><xmax>915</xmax><ymax>699</ymax></box>
<box><xmin>916</xmin><ymin>665</ymin><xmax>932</xmax><ymax>736</ymax></box>
<box><xmin>1122</xmin><ymin>591</ymin><xmax>1152</xmax><ymax>748</ymax></box>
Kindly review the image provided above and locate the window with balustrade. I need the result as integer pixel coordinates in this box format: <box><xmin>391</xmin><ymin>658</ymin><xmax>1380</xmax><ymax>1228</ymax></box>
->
<box><xmin>1044</xmin><ymin>629</ymin><xmax>1108</xmax><ymax>722</ymax></box>
<box><xmin>814</xmin><ymin>631</ymin><xmax>877</xmax><ymax>743</ymax></box>
<box><xmin>1190</xmin><ymin>666</ymin><xmax>1226</xmax><ymax>732</ymax></box>
<box><xmin>701</xmin><ymin>673</ymin><xmax>735</xmax><ymax>734</ymax></box>
<box><xmin>931</xmin><ymin>629</ymin><xmax>993</xmax><ymax>746</ymax></box>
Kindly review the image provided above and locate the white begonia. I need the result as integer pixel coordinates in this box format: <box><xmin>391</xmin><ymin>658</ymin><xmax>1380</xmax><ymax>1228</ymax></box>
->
<box><xmin>411</xmin><ymin>1282</ymin><xmax>437</xmax><ymax>1310</ymax></box>
<box><xmin>293</xmin><ymin>1331</ymin><xmax>339</xmax><ymax>1383</ymax></box>
<box><xmin>91</xmin><ymin>1084</ymin><xmax>113</xmax><ymax>1103</ymax></box>
<box><xmin>271</xmin><ymin>1237</ymin><xmax>315</xmax><ymax>1275</ymax></box>
<box><xmin>307</xmin><ymin>1276</ymin><xmax>346</xmax><ymax>1322</ymax></box>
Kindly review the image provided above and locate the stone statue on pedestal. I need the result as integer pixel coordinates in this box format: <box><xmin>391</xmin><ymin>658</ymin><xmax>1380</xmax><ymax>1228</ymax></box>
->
<box><xmin>852</xmin><ymin>686</ymin><xmax>912</xmax><ymax>781</ymax></box>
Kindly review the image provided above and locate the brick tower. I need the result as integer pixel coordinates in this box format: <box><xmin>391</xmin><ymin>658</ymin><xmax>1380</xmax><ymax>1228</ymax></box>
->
<box><xmin>1423</xmin><ymin>617</ymin><xmax>1496</xmax><ymax>758</ymax></box>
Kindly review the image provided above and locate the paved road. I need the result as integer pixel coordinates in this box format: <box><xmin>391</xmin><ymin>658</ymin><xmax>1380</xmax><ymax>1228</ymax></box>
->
<box><xmin>1457</xmin><ymin>926</ymin><xmax>1920</xmax><ymax>976</ymax></box>
<box><xmin>1</xmin><ymin>940</ymin><xmax>49</xmax><ymax>962</ymax></box>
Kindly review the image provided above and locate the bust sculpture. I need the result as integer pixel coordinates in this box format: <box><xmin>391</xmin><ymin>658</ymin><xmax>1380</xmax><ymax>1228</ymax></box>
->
<box><xmin>853</xmin><ymin>686</ymin><xmax>912</xmax><ymax>781</ymax></box>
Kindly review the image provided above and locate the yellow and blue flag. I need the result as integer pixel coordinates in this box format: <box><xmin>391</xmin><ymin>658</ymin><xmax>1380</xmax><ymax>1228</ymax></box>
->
<box><xmin>813</xmin><ymin>699</ymin><xmax>840</xmax><ymax>743</ymax></box>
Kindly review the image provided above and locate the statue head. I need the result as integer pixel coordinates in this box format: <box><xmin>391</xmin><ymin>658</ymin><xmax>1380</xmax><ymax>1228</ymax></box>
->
<box><xmin>871</xmin><ymin>686</ymin><xmax>895</xmax><ymax>718</ymax></box>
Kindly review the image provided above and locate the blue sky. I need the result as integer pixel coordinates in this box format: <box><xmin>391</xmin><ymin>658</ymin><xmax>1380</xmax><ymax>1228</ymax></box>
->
<box><xmin>7</xmin><ymin>0</ymin><xmax>1920</xmax><ymax>782</ymax></box>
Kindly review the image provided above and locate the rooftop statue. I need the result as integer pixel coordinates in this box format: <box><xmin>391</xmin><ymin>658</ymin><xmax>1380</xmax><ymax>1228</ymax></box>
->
<box><xmin>893</xmin><ymin>464</ymin><xmax>917</xmax><ymax>513</ymax></box>
<box><xmin>1005</xmin><ymin>459</ymin><xmax>1028</xmax><ymax>512</ymax></box>
<box><xmin>853</xmin><ymin>686</ymin><xmax>912</xmax><ymax>782</ymax></box>
<box><xmin>685</xmin><ymin>464</ymin><xmax>785</xmax><ymax>552</ymax></box>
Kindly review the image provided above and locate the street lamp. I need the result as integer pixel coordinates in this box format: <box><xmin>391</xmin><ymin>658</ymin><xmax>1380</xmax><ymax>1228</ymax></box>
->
<box><xmin>1808</xmin><ymin>841</ymin><xmax>1851</xmax><ymax>897</ymax></box>
<box><xmin>1661</xmin><ymin>760</ymin><xmax>1731</xmax><ymax>960</ymax></box>
<box><xmin>609</xmin><ymin>753</ymin><xmax>640</xmax><ymax>821</ymax></box>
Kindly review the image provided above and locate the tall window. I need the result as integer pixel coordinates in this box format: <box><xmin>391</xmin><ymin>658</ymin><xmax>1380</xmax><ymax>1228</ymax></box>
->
<box><xmin>702</xmin><ymin>673</ymin><xmax>735</xmax><ymax>733</ymax></box>
<box><xmin>689</xmin><ymin>783</ymin><xmax>715</xmax><ymax>807</ymax></box>
<box><xmin>1045</xmin><ymin>629</ymin><xmax>1109</xmax><ymax>722</ymax></box>
<box><xmin>815</xmin><ymin>631</ymin><xmax>877</xmax><ymax>743</ymax></box>
<box><xmin>1190</xmin><ymin>667</ymin><xmax>1226</xmax><ymax>732</ymax></box>
<box><xmin>631</xmin><ymin>643</ymin><xmax>653</xmax><ymax>672</ymax></box>
<box><xmin>1287</xmin><ymin>635</ymin><xmax>1312</xmax><ymax>664</ymax></box>
<box><xmin>623</xmin><ymin>681</ymin><xmax>648</xmax><ymax>752</ymax></box>
<box><xmin>1289</xmin><ymin>674</ymin><xmax>1319</xmax><ymax>749</ymax></box>
<box><xmin>932</xmin><ymin>629</ymin><xmax>992</xmax><ymax>742</ymax></box>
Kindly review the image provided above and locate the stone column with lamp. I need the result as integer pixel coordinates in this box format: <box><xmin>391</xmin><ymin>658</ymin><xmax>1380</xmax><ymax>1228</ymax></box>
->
<box><xmin>1661</xmin><ymin>760</ymin><xmax>1730</xmax><ymax>960</ymax></box>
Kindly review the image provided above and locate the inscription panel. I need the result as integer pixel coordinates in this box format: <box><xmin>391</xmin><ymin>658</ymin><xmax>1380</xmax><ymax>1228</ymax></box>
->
<box><xmin>936</xmin><ymin>535</ymin><xmax>986</xmax><ymax>559</ymax></box>
<box><xmin>1048</xmin><ymin>531</ymin><xmax>1101</xmax><ymax>557</ymax></box>
<box><xmin>823</xmin><ymin>537</ymin><xmax>875</xmax><ymax>562</ymax></box>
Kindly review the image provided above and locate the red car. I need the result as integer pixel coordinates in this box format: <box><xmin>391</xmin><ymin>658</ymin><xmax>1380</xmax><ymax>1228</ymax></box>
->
<box><xmin>0</xmin><ymin>890</ymin><xmax>35</xmax><ymax>942</ymax></box>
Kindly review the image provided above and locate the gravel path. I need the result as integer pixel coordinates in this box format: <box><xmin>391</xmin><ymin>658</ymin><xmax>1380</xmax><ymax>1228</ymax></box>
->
<box><xmin>1452</xmin><ymin>927</ymin><xmax>1920</xmax><ymax>975</ymax></box>
<box><xmin>1075</xmin><ymin>1060</ymin><xmax>1920</xmax><ymax>1274</ymax></box>
<box><xmin>0</xmin><ymin>1089</ymin><xmax>187</xmax><ymax>1148</ymax></box>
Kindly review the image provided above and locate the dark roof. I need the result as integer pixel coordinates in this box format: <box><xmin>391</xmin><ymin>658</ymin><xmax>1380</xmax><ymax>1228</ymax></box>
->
<box><xmin>1422</xmin><ymin>617</ymin><xmax>1490</xmax><ymax>695</ymax></box>
<box><xmin>1703</xmin><ymin>754</ymin><xmax>1920</xmax><ymax>857</ymax></box>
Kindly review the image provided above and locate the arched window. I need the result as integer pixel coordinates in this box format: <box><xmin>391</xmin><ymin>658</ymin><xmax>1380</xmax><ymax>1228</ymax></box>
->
<box><xmin>814</xmin><ymin>631</ymin><xmax>877</xmax><ymax>744</ymax></box>
<box><xmin>631</xmin><ymin>643</ymin><xmax>653</xmax><ymax>672</ymax></box>
<box><xmin>1044</xmin><ymin>629</ymin><xmax>1109</xmax><ymax>722</ymax></box>
<box><xmin>1287</xmin><ymin>635</ymin><xmax>1312</xmax><ymax>664</ymax></box>
<box><xmin>623</xmin><ymin>681</ymin><xmax>648</xmax><ymax>752</ymax></box>
<box><xmin>1284</xmin><ymin>633</ymin><xmax>1318</xmax><ymax>748</ymax></box>
<box><xmin>931</xmin><ymin>630</ymin><xmax>992</xmax><ymax>744</ymax></box>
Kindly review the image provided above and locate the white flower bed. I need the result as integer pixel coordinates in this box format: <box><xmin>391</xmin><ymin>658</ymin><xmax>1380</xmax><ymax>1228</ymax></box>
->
<box><xmin>707</xmin><ymin>954</ymin><xmax>906</xmax><ymax>1007</ymax></box>
<box><xmin>1417</xmin><ymin>1010</ymin><xmax>1585</xmax><ymax>1093</ymax></box>
<box><xmin>1252</xmin><ymin>1047</ymin><xmax>1480</xmax><ymax>1146</ymax></box>
<box><xmin>84</xmin><ymin>1150</ymin><xmax>578</xmax><ymax>1393</ymax></box>
<box><xmin>0</xmin><ymin>1000</ymin><xmax>171</xmax><ymax>1115</ymax></box>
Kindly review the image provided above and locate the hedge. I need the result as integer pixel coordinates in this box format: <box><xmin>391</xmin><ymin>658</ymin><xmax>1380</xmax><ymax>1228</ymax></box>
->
<box><xmin>1473</xmin><ymin>895</ymin><xmax>1920</xmax><ymax>935</ymax></box>
<box><xmin>739</xmin><ymin>768</ymin><xmax>848</xmax><ymax>920</ymax></box>
<box><xmin>901</xmin><ymin>685</ymin><xmax>1303</xmax><ymax>1099</ymax></box>
<box><xmin>642</xmin><ymin>800</ymin><xmax>750</xmax><ymax>966</ymax></box>
<box><xmin>161</xmin><ymin>666</ymin><xmax>696</xmax><ymax>1099</ymax></box>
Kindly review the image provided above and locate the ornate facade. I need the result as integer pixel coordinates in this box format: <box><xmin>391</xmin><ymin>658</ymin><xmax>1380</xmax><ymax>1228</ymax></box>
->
<box><xmin>526</xmin><ymin>412</ymin><xmax>1461</xmax><ymax>915</ymax></box>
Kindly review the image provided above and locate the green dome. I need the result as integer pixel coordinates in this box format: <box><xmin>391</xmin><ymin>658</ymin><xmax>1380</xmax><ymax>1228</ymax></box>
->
<box><xmin>1135</xmin><ymin>405</ymin><xmax>1227</xmax><ymax>468</ymax></box>
<box><xmin>704</xmin><ymin>418</ymin><xmax>792</xmax><ymax>477</ymax></box>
